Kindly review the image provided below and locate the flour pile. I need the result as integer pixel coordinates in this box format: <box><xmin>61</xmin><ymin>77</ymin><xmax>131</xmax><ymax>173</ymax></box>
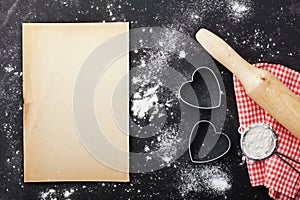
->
<box><xmin>179</xmin><ymin>164</ymin><xmax>232</xmax><ymax>197</ymax></box>
<box><xmin>242</xmin><ymin>125</ymin><xmax>276</xmax><ymax>159</ymax></box>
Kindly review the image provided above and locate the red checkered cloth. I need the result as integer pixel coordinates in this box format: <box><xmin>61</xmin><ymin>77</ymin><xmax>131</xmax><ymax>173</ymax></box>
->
<box><xmin>233</xmin><ymin>63</ymin><xmax>300</xmax><ymax>200</ymax></box>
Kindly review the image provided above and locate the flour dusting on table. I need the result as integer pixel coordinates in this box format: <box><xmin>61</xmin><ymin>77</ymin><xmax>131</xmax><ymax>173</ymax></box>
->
<box><xmin>131</xmin><ymin>84</ymin><xmax>161</xmax><ymax>120</ymax></box>
<box><xmin>155</xmin><ymin>127</ymin><xmax>183</xmax><ymax>165</ymax></box>
<box><xmin>63</xmin><ymin>188</ymin><xmax>75</xmax><ymax>198</ymax></box>
<box><xmin>179</xmin><ymin>164</ymin><xmax>232</xmax><ymax>197</ymax></box>
<box><xmin>40</xmin><ymin>189</ymin><xmax>57</xmax><ymax>200</ymax></box>
<box><xmin>227</xmin><ymin>0</ymin><xmax>252</xmax><ymax>22</ymax></box>
<box><xmin>130</xmin><ymin>28</ymin><xmax>187</xmax><ymax>165</ymax></box>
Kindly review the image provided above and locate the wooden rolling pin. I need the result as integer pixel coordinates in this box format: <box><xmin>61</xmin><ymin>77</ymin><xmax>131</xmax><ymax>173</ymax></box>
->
<box><xmin>196</xmin><ymin>28</ymin><xmax>300</xmax><ymax>140</ymax></box>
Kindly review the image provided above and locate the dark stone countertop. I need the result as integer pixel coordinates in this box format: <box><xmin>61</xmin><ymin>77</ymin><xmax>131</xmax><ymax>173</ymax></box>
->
<box><xmin>0</xmin><ymin>0</ymin><xmax>299</xmax><ymax>199</ymax></box>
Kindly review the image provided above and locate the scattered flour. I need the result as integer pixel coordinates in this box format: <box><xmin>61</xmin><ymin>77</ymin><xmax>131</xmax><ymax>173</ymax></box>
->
<box><xmin>131</xmin><ymin>84</ymin><xmax>160</xmax><ymax>119</ymax></box>
<box><xmin>40</xmin><ymin>189</ymin><xmax>57</xmax><ymax>200</ymax></box>
<box><xmin>228</xmin><ymin>0</ymin><xmax>252</xmax><ymax>21</ymax></box>
<box><xmin>179</xmin><ymin>164</ymin><xmax>232</xmax><ymax>197</ymax></box>
<box><xmin>130</xmin><ymin>29</ymin><xmax>186</xmax><ymax>166</ymax></box>
<box><xmin>211</xmin><ymin>177</ymin><xmax>231</xmax><ymax>191</ymax></box>
<box><xmin>1</xmin><ymin>45</ymin><xmax>24</xmax><ymax>194</ymax></box>
<box><xmin>179</xmin><ymin>50</ymin><xmax>186</xmax><ymax>58</ymax></box>
<box><xmin>63</xmin><ymin>188</ymin><xmax>75</xmax><ymax>198</ymax></box>
<box><xmin>4</xmin><ymin>64</ymin><xmax>15</xmax><ymax>72</ymax></box>
<box><xmin>155</xmin><ymin>128</ymin><xmax>183</xmax><ymax>165</ymax></box>
<box><xmin>39</xmin><ymin>188</ymin><xmax>77</xmax><ymax>200</ymax></box>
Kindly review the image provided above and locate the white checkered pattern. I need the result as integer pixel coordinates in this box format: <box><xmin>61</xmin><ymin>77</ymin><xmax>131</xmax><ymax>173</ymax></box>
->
<box><xmin>233</xmin><ymin>63</ymin><xmax>300</xmax><ymax>200</ymax></box>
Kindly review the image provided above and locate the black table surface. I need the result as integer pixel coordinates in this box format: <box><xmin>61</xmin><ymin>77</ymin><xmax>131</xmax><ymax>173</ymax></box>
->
<box><xmin>0</xmin><ymin>0</ymin><xmax>299</xmax><ymax>199</ymax></box>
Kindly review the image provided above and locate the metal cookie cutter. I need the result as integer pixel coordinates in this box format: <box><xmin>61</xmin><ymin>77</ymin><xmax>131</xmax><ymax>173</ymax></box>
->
<box><xmin>189</xmin><ymin>120</ymin><xmax>231</xmax><ymax>163</ymax></box>
<box><xmin>239</xmin><ymin>123</ymin><xmax>300</xmax><ymax>175</ymax></box>
<box><xmin>179</xmin><ymin>67</ymin><xmax>222</xmax><ymax>109</ymax></box>
<box><xmin>179</xmin><ymin>67</ymin><xmax>231</xmax><ymax>163</ymax></box>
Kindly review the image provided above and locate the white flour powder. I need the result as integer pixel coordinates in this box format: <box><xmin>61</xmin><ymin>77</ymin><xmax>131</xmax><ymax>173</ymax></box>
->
<box><xmin>243</xmin><ymin>126</ymin><xmax>276</xmax><ymax>159</ymax></box>
<box><xmin>131</xmin><ymin>84</ymin><xmax>160</xmax><ymax>119</ymax></box>
<box><xmin>179</xmin><ymin>164</ymin><xmax>232</xmax><ymax>197</ymax></box>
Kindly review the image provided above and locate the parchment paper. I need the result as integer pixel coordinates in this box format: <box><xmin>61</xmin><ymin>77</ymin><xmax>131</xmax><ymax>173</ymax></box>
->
<box><xmin>23</xmin><ymin>23</ymin><xmax>129</xmax><ymax>182</ymax></box>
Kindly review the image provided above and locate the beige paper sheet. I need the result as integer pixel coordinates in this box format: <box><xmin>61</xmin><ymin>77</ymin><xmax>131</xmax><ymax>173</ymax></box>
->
<box><xmin>23</xmin><ymin>23</ymin><xmax>129</xmax><ymax>182</ymax></box>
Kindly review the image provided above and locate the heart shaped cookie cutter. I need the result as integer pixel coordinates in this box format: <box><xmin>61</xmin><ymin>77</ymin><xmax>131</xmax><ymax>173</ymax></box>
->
<box><xmin>189</xmin><ymin>120</ymin><xmax>231</xmax><ymax>163</ymax></box>
<box><xmin>179</xmin><ymin>67</ymin><xmax>222</xmax><ymax>109</ymax></box>
<box><xmin>179</xmin><ymin>67</ymin><xmax>230</xmax><ymax>163</ymax></box>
